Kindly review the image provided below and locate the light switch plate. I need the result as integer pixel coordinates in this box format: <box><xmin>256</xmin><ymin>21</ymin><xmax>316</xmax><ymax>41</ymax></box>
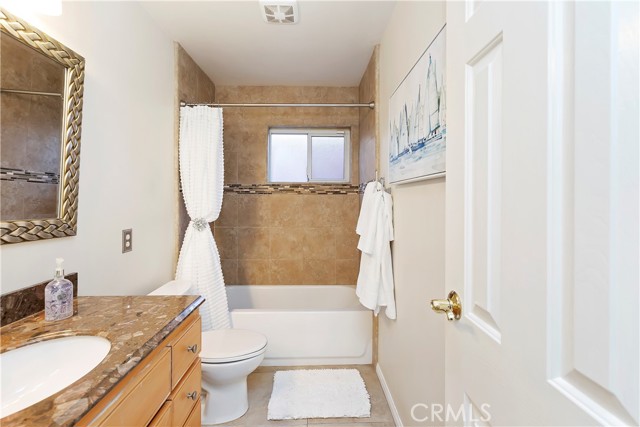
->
<box><xmin>122</xmin><ymin>229</ymin><xmax>133</xmax><ymax>253</ymax></box>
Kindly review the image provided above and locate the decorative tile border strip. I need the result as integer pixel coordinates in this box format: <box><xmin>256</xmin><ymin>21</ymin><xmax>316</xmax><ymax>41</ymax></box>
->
<box><xmin>0</xmin><ymin>167</ymin><xmax>59</xmax><ymax>184</ymax></box>
<box><xmin>224</xmin><ymin>183</ymin><xmax>360</xmax><ymax>195</ymax></box>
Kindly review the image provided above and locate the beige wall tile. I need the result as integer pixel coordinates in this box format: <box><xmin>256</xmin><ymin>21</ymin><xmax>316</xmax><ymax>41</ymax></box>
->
<box><xmin>177</xmin><ymin>44</ymin><xmax>215</xmax><ymax>104</ymax></box>
<box><xmin>25</xmin><ymin>182</ymin><xmax>58</xmax><ymax>219</ymax></box>
<box><xmin>359</xmin><ymin>110</ymin><xmax>377</xmax><ymax>183</ymax></box>
<box><xmin>224</xmin><ymin>150</ymin><xmax>238</xmax><ymax>184</ymax></box>
<box><xmin>214</xmin><ymin>227</ymin><xmax>238</xmax><ymax>260</ymax></box>
<box><xmin>237</xmin><ymin>149</ymin><xmax>267</xmax><ymax>184</ymax></box>
<box><xmin>238</xmin><ymin>260</ymin><xmax>270</xmax><ymax>285</ymax></box>
<box><xmin>1</xmin><ymin>36</ymin><xmax>32</xmax><ymax>90</ymax></box>
<box><xmin>336</xmin><ymin>259</ymin><xmax>359</xmax><ymax>285</ymax></box>
<box><xmin>237</xmin><ymin>195</ymin><xmax>270</xmax><ymax>227</ymax></box>
<box><xmin>216</xmin><ymin>193</ymin><xmax>238</xmax><ymax>227</ymax></box>
<box><xmin>1</xmin><ymin>95</ymin><xmax>30</xmax><ymax>170</ymax></box>
<box><xmin>221</xmin><ymin>259</ymin><xmax>238</xmax><ymax>285</ymax></box>
<box><xmin>1</xmin><ymin>180</ymin><xmax>59</xmax><ymax>221</ymax></box>
<box><xmin>302</xmin><ymin>259</ymin><xmax>336</xmax><ymax>285</ymax></box>
<box><xmin>359</xmin><ymin>46</ymin><xmax>379</xmax><ymax>185</ymax></box>
<box><xmin>237</xmin><ymin>227</ymin><xmax>270</xmax><ymax>260</ymax></box>
<box><xmin>350</xmin><ymin>127</ymin><xmax>360</xmax><ymax>185</ymax></box>
<box><xmin>270</xmin><ymin>194</ymin><xmax>304</xmax><ymax>227</ymax></box>
<box><xmin>1</xmin><ymin>180</ymin><xmax>24</xmax><ymax>221</ymax></box>
<box><xmin>270</xmin><ymin>259</ymin><xmax>304</xmax><ymax>285</ymax></box>
<box><xmin>333</xmin><ymin>193</ymin><xmax>360</xmax><ymax>230</ymax></box>
<box><xmin>302</xmin><ymin>227</ymin><xmax>335</xmax><ymax>260</ymax></box>
<box><xmin>222</xmin><ymin>116</ymin><xmax>245</xmax><ymax>156</ymax></box>
<box><xmin>301</xmin><ymin>195</ymin><xmax>336</xmax><ymax>227</ymax></box>
<box><xmin>26</xmin><ymin>96</ymin><xmax>62</xmax><ymax>173</ymax></box>
<box><xmin>196</xmin><ymin>68</ymin><xmax>215</xmax><ymax>102</ymax></box>
<box><xmin>31</xmin><ymin>54</ymin><xmax>65</xmax><ymax>94</ymax></box>
<box><xmin>335</xmin><ymin>227</ymin><xmax>360</xmax><ymax>259</ymax></box>
<box><xmin>271</xmin><ymin>227</ymin><xmax>304</xmax><ymax>260</ymax></box>
<box><xmin>177</xmin><ymin>47</ymin><xmax>198</xmax><ymax>103</ymax></box>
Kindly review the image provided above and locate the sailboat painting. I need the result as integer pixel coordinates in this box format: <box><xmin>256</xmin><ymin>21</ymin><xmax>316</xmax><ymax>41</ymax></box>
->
<box><xmin>389</xmin><ymin>25</ymin><xmax>446</xmax><ymax>183</ymax></box>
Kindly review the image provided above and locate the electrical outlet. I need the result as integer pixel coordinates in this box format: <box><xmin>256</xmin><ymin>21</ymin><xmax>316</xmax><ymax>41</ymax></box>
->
<box><xmin>122</xmin><ymin>229</ymin><xmax>133</xmax><ymax>253</ymax></box>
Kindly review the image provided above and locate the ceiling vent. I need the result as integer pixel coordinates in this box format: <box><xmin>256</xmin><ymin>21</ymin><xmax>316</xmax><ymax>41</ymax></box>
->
<box><xmin>259</xmin><ymin>0</ymin><xmax>299</xmax><ymax>24</ymax></box>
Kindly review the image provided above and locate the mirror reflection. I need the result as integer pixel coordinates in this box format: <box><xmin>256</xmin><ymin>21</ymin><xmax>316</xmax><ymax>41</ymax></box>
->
<box><xmin>1</xmin><ymin>33</ymin><xmax>65</xmax><ymax>221</ymax></box>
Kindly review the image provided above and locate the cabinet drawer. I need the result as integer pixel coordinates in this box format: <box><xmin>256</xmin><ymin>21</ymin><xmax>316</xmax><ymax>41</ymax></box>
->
<box><xmin>171</xmin><ymin>316</ymin><xmax>201</xmax><ymax>387</ymax></box>
<box><xmin>148</xmin><ymin>401</ymin><xmax>173</xmax><ymax>427</ymax></box>
<box><xmin>183</xmin><ymin>397</ymin><xmax>201</xmax><ymax>427</ymax></box>
<box><xmin>101</xmin><ymin>347</ymin><xmax>171</xmax><ymax>426</ymax></box>
<box><xmin>169</xmin><ymin>360</ymin><xmax>201</xmax><ymax>426</ymax></box>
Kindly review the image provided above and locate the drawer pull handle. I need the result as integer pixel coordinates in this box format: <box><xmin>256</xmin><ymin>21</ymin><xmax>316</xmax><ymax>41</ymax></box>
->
<box><xmin>187</xmin><ymin>344</ymin><xmax>198</xmax><ymax>353</ymax></box>
<box><xmin>187</xmin><ymin>391</ymin><xmax>198</xmax><ymax>400</ymax></box>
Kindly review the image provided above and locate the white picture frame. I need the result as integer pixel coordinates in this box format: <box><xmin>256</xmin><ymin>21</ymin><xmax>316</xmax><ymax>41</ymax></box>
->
<box><xmin>389</xmin><ymin>24</ymin><xmax>447</xmax><ymax>184</ymax></box>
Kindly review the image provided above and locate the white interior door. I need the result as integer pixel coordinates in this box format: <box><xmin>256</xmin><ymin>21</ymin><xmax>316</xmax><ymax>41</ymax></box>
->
<box><xmin>444</xmin><ymin>1</ymin><xmax>639</xmax><ymax>425</ymax></box>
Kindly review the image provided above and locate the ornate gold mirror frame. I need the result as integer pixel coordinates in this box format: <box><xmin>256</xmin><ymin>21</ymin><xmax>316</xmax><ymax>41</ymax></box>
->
<box><xmin>0</xmin><ymin>8</ymin><xmax>85</xmax><ymax>244</ymax></box>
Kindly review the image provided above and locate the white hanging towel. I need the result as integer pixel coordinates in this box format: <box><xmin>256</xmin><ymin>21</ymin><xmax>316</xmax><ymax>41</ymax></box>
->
<box><xmin>356</xmin><ymin>182</ymin><xmax>396</xmax><ymax>319</ymax></box>
<box><xmin>176</xmin><ymin>105</ymin><xmax>231</xmax><ymax>331</ymax></box>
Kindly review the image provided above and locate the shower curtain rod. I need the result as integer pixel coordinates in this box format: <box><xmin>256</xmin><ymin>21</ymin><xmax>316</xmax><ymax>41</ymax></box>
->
<box><xmin>180</xmin><ymin>101</ymin><xmax>375</xmax><ymax>109</ymax></box>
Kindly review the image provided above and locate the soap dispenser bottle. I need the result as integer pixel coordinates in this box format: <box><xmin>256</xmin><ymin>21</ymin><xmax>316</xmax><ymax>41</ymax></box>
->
<box><xmin>44</xmin><ymin>258</ymin><xmax>74</xmax><ymax>321</ymax></box>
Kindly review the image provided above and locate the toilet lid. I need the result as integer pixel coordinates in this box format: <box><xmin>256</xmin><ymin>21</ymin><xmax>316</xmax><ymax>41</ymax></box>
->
<box><xmin>200</xmin><ymin>329</ymin><xmax>267</xmax><ymax>363</ymax></box>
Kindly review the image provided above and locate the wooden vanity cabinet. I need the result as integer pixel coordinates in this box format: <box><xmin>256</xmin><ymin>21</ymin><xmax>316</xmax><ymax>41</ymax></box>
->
<box><xmin>78</xmin><ymin>310</ymin><xmax>202</xmax><ymax>427</ymax></box>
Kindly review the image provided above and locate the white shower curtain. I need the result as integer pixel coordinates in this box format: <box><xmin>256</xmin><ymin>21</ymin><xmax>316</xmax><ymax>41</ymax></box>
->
<box><xmin>176</xmin><ymin>105</ymin><xmax>231</xmax><ymax>331</ymax></box>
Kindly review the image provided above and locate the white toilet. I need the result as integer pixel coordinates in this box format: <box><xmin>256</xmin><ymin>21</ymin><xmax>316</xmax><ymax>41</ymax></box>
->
<box><xmin>149</xmin><ymin>280</ymin><xmax>267</xmax><ymax>425</ymax></box>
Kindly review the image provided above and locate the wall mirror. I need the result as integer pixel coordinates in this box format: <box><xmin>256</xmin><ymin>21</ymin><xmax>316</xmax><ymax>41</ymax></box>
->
<box><xmin>0</xmin><ymin>8</ymin><xmax>85</xmax><ymax>244</ymax></box>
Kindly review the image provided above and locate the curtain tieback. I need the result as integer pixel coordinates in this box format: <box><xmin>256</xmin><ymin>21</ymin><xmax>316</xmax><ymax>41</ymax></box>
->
<box><xmin>191</xmin><ymin>218</ymin><xmax>209</xmax><ymax>231</ymax></box>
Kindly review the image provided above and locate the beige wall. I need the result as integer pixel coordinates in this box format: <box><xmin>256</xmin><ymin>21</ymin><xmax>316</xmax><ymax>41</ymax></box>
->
<box><xmin>377</xmin><ymin>2</ymin><xmax>446</xmax><ymax>426</ymax></box>
<box><xmin>175</xmin><ymin>44</ymin><xmax>216</xmax><ymax>255</ymax></box>
<box><xmin>0</xmin><ymin>2</ymin><xmax>177</xmax><ymax>296</ymax></box>
<box><xmin>214</xmin><ymin>86</ymin><xmax>361</xmax><ymax>286</ymax></box>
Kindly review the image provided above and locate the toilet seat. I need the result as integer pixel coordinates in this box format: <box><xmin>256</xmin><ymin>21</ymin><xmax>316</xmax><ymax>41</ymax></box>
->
<box><xmin>200</xmin><ymin>329</ymin><xmax>267</xmax><ymax>363</ymax></box>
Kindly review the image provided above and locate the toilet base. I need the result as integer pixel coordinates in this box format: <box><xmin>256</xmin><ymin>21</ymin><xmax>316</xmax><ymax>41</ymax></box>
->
<box><xmin>202</xmin><ymin>377</ymin><xmax>249</xmax><ymax>424</ymax></box>
<box><xmin>200</xmin><ymin>350</ymin><xmax>265</xmax><ymax>425</ymax></box>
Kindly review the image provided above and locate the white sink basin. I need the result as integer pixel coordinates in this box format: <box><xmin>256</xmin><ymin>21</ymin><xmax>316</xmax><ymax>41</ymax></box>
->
<box><xmin>0</xmin><ymin>335</ymin><xmax>111</xmax><ymax>417</ymax></box>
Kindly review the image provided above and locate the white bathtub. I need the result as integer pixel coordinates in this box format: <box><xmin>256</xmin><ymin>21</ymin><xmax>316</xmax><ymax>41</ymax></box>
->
<box><xmin>226</xmin><ymin>285</ymin><xmax>372</xmax><ymax>366</ymax></box>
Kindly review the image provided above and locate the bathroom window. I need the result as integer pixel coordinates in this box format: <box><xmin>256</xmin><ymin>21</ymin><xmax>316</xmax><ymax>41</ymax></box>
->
<box><xmin>268</xmin><ymin>128</ymin><xmax>350</xmax><ymax>183</ymax></box>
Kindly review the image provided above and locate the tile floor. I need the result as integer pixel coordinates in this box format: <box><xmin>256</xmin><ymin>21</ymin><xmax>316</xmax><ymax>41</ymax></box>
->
<box><xmin>209</xmin><ymin>365</ymin><xmax>395</xmax><ymax>427</ymax></box>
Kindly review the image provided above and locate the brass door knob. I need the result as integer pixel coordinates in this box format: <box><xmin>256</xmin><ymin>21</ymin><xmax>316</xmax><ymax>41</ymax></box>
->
<box><xmin>430</xmin><ymin>291</ymin><xmax>462</xmax><ymax>321</ymax></box>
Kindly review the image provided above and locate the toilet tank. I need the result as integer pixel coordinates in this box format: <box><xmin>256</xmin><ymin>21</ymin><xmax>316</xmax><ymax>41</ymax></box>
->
<box><xmin>148</xmin><ymin>280</ymin><xmax>193</xmax><ymax>296</ymax></box>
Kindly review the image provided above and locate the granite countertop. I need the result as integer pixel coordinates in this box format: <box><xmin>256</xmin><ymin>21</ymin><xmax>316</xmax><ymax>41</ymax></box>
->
<box><xmin>0</xmin><ymin>295</ymin><xmax>205</xmax><ymax>427</ymax></box>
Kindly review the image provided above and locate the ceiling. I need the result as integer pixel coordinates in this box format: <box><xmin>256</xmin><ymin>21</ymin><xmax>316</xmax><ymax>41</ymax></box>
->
<box><xmin>141</xmin><ymin>1</ymin><xmax>396</xmax><ymax>87</ymax></box>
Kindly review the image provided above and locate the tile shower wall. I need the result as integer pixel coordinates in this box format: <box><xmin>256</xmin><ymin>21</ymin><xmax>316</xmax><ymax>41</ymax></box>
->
<box><xmin>215</xmin><ymin>86</ymin><xmax>361</xmax><ymax>285</ymax></box>
<box><xmin>359</xmin><ymin>47</ymin><xmax>380</xmax><ymax>364</ymax></box>
<box><xmin>0</xmin><ymin>35</ymin><xmax>65</xmax><ymax>220</ymax></box>
<box><xmin>174</xmin><ymin>43</ymin><xmax>216</xmax><ymax>260</ymax></box>
<box><xmin>359</xmin><ymin>46</ymin><xmax>380</xmax><ymax>186</ymax></box>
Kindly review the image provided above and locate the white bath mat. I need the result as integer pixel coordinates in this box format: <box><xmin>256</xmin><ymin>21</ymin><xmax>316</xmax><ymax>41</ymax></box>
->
<box><xmin>267</xmin><ymin>369</ymin><xmax>371</xmax><ymax>420</ymax></box>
